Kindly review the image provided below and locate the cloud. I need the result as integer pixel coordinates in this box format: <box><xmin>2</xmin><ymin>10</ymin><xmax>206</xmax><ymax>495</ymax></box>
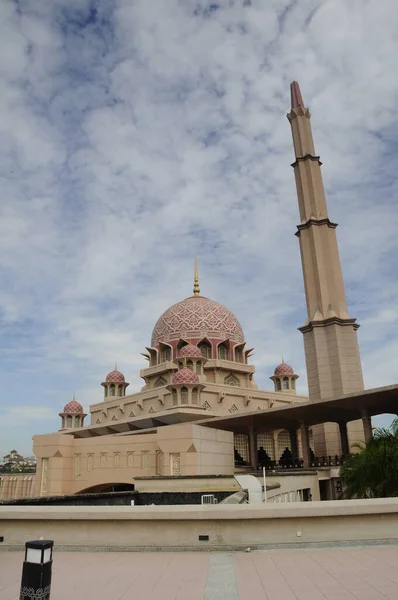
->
<box><xmin>1</xmin><ymin>0</ymin><xmax>398</xmax><ymax>455</ymax></box>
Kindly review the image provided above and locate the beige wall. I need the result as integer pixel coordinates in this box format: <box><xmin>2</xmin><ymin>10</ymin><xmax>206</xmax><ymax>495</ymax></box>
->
<box><xmin>0</xmin><ymin>474</ymin><xmax>35</xmax><ymax>501</ymax></box>
<box><xmin>1</xmin><ymin>499</ymin><xmax>397</xmax><ymax>549</ymax></box>
<box><xmin>33</xmin><ymin>423</ymin><xmax>234</xmax><ymax>496</ymax></box>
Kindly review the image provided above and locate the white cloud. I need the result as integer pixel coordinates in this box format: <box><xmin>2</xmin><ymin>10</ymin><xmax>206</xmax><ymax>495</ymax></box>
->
<box><xmin>1</xmin><ymin>0</ymin><xmax>398</xmax><ymax>455</ymax></box>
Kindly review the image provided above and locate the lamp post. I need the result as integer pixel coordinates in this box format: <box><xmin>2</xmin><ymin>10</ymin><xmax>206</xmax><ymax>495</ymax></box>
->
<box><xmin>20</xmin><ymin>540</ymin><xmax>54</xmax><ymax>600</ymax></box>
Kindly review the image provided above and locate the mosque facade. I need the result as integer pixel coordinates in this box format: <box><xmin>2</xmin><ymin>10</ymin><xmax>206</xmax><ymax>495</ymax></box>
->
<box><xmin>31</xmin><ymin>82</ymin><xmax>368</xmax><ymax>498</ymax></box>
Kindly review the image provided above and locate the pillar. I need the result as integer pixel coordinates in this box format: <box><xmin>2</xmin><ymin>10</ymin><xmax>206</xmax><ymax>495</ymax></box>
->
<box><xmin>289</xmin><ymin>428</ymin><xmax>299</xmax><ymax>464</ymax></box>
<box><xmin>361</xmin><ymin>410</ymin><xmax>373</xmax><ymax>443</ymax></box>
<box><xmin>248</xmin><ymin>425</ymin><xmax>257</xmax><ymax>470</ymax></box>
<box><xmin>338</xmin><ymin>421</ymin><xmax>350</xmax><ymax>456</ymax></box>
<box><xmin>300</xmin><ymin>422</ymin><xmax>311</xmax><ymax>468</ymax></box>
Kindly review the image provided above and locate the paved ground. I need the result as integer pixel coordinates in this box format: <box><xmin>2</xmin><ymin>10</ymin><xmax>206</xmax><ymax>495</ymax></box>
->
<box><xmin>1</xmin><ymin>546</ymin><xmax>398</xmax><ymax>599</ymax></box>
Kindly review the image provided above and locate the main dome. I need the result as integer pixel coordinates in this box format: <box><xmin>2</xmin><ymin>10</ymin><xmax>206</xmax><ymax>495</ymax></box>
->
<box><xmin>151</xmin><ymin>296</ymin><xmax>244</xmax><ymax>346</ymax></box>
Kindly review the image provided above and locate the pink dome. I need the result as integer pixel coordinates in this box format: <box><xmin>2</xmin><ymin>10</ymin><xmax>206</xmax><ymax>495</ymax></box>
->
<box><xmin>63</xmin><ymin>400</ymin><xmax>83</xmax><ymax>414</ymax></box>
<box><xmin>106</xmin><ymin>369</ymin><xmax>125</xmax><ymax>383</ymax></box>
<box><xmin>274</xmin><ymin>362</ymin><xmax>294</xmax><ymax>376</ymax></box>
<box><xmin>172</xmin><ymin>368</ymin><xmax>200</xmax><ymax>385</ymax></box>
<box><xmin>152</xmin><ymin>296</ymin><xmax>244</xmax><ymax>346</ymax></box>
<box><xmin>178</xmin><ymin>344</ymin><xmax>202</xmax><ymax>358</ymax></box>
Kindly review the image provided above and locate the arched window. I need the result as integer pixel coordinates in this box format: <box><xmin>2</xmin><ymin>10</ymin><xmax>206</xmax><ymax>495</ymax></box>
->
<box><xmin>66</xmin><ymin>415</ymin><xmax>72</xmax><ymax>428</ymax></box>
<box><xmin>218</xmin><ymin>344</ymin><xmax>229</xmax><ymax>360</ymax></box>
<box><xmin>277</xmin><ymin>431</ymin><xmax>291</xmax><ymax>460</ymax></box>
<box><xmin>191</xmin><ymin>388</ymin><xmax>198</xmax><ymax>405</ymax></box>
<box><xmin>257</xmin><ymin>433</ymin><xmax>275</xmax><ymax>460</ymax></box>
<box><xmin>198</xmin><ymin>342</ymin><xmax>212</xmax><ymax>358</ymax></box>
<box><xmin>224</xmin><ymin>373</ymin><xmax>240</xmax><ymax>387</ymax></box>
<box><xmin>275</xmin><ymin>378</ymin><xmax>282</xmax><ymax>391</ymax></box>
<box><xmin>234</xmin><ymin>433</ymin><xmax>249</xmax><ymax>462</ymax></box>
<box><xmin>291</xmin><ymin>379</ymin><xmax>296</xmax><ymax>390</ymax></box>
<box><xmin>74</xmin><ymin>416</ymin><xmax>80</xmax><ymax>427</ymax></box>
<box><xmin>195</xmin><ymin>361</ymin><xmax>201</xmax><ymax>374</ymax></box>
<box><xmin>61</xmin><ymin>417</ymin><xmax>65</xmax><ymax>429</ymax></box>
<box><xmin>187</xmin><ymin>360</ymin><xmax>193</xmax><ymax>370</ymax></box>
<box><xmin>161</xmin><ymin>347</ymin><xmax>172</xmax><ymax>362</ymax></box>
<box><xmin>109</xmin><ymin>384</ymin><xmax>116</xmax><ymax>396</ymax></box>
<box><xmin>118</xmin><ymin>386</ymin><xmax>123</xmax><ymax>396</ymax></box>
<box><xmin>181</xmin><ymin>387</ymin><xmax>188</xmax><ymax>404</ymax></box>
<box><xmin>178</xmin><ymin>362</ymin><xmax>183</xmax><ymax>369</ymax></box>
<box><xmin>172</xmin><ymin>389</ymin><xmax>178</xmax><ymax>406</ymax></box>
<box><xmin>154</xmin><ymin>376</ymin><xmax>167</xmax><ymax>388</ymax></box>
<box><xmin>283</xmin><ymin>377</ymin><xmax>289</xmax><ymax>390</ymax></box>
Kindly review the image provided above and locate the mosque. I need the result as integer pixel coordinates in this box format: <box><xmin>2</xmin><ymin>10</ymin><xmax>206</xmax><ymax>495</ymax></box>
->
<box><xmin>29</xmin><ymin>82</ymin><xmax>397</xmax><ymax>500</ymax></box>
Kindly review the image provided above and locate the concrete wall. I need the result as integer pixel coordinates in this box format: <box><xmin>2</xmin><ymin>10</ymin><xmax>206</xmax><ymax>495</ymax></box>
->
<box><xmin>33</xmin><ymin>423</ymin><xmax>235</xmax><ymax>496</ymax></box>
<box><xmin>1</xmin><ymin>499</ymin><xmax>397</xmax><ymax>550</ymax></box>
<box><xmin>0</xmin><ymin>474</ymin><xmax>36</xmax><ymax>501</ymax></box>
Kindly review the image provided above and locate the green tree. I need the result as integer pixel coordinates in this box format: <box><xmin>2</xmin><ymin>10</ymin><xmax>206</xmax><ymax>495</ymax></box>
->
<box><xmin>340</xmin><ymin>419</ymin><xmax>398</xmax><ymax>498</ymax></box>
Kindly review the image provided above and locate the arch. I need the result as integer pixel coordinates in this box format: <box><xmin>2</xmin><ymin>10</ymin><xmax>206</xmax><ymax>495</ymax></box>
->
<box><xmin>191</xmin><ymin>387</ymin><xmax>198</xmax><ymax>405</ymax></box>
<box><xmin>181</xmin><ymin>387</ymin><xmax>188</xmax><ymax>404</ymax></box>
<box><xmin>74</xmin><ymin>416</ymin><xmax>80</xmax><ymax>428</ymax></box>
<box><xmin>195</xmin><ymin>361</ymin><xmax>201</xmax><ymax>374</ymax></box>
<box><xmin>159</xmin><ymin>343</ymin><xmax>172</xmax><ymax>363</ymax></box>
<box><xmin>186</xmin><ymin>359</ymin><xmax>193</xmax><ymax>370</ymax></box>
<box><xmin>224</xmin><ymin>373</ymin><xmax>240</xmax><ymax>387</ymax></box>
<box><xmin>198</xmin><ymin>338</ymin><xmax>212</xmax><ymax>359</ymax></box>
<box><xmin>283</xmin><ymin>377</ymin><xmax>289</xmax><ymax>390</ymax></box>
<box><xmin>66</xmin><ymin>415</ymin><xmax>72</xmax><ymax>428</ymax></box>
<box><xmin>154</xmin><ymin>376</ymin><xmax>167</xmax><ymax>388</ymax></box>
<box><xmin>234</xmin><ymin>343</ymin><xmax>245</xmax><ymax>363</ymax></box>
<box><xmin>217</xmin><ymin>342</ymin><xmax>229</xmax><ymax>360</ymax></box>
<box><xmin>109</xmin><ymin>383</ymin><xmax>116</xmax><ymax>396</ymax></box>
<box><xmin>277</xmin><ymin>431</ymin><xmax>291</xmax><ymax>460</ymax></box>
<box><xmin>234</xmin><ymin>433</ymin><xmax>249</xmax><ymax>463</ymax></box>
<box><xmin>257</xmin><ymin>432</ymin><xmax>274</xmax><ymax>460</ymax></box>
<box><xmin>275</xmin><ymin>378</ymin><xmax>282</xmax><ymax>391</ymax></box>
<box><xmin>172</xmin><ymin>389</ymin><xmax>178</xmax><ymax>406</ymax></box>
<box><xmin>291</xmin><ymin>379</ymin><xmax>296</xmax><ymax>390</ymax></box>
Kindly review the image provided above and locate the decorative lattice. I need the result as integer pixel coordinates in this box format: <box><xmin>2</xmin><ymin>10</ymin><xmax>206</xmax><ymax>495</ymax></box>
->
<box><xmin>257</xmin><ymin>433</ymin><xmax>274</xmax><ymax>459</ymax></box>
<box><xmin>234</xmin><ymin>433</ymin><xmax>249</xmax><ymax>461</ymax></box>
<box><xmin>229</xmin><ymin>404</ymin><xmax>239</xmax><ymax>414</ymax></box>
<box><xmin>277</xmin><ymin>431</ymin><xmax>291</xmax><ymax>459</ymax></box>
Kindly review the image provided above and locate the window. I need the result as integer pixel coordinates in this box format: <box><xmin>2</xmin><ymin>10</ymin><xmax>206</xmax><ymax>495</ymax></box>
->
<box><xmin>224</xmin><ymin>373</ymin><xmax>240</xmax><ymax>386</ymax></box>
<box><xmin>154</xmin><ymin>376</ymin><xmax>167</xmax><ymax>388</ymax></box>
<box><xmin>109</xmin><ymin>384</ymin><xmax>116</xmax><ymax>396</ymax></box>
<box><xmin>257</xmin><ymin>433</ymin><xmax>274</xmax><ymax>460</ymax></box>
<box><xmin>234</xmin><ymin>434</ymin><xmax>249</xmax><ymax>462</ymax></box>
<box><xmin>192</xmin><ymin>388</ymin><xmax>198</xmax><ymax>404</ymax></box>
<box><xmin>218</xmin><ymin>344</ymin><xmax>229</xmax><ymax>360</ymax></box>
<box><xmin>277</xmin><ymin>431</ymin><xmax>291</xmax><ymax>460</ymax></box>
<box><xmin>172</xmin><ymin>389</ymin><xmax>178</xmax><ymax>406</ymax></box>
<box><xmin>74</xmin><ymin>416</ymin><xmax>80</xmax><ymax>427</ymax></box>
<box><xmin>118</xmin><ymin>386</ymin><xmax>123</xmax><ymax>396</ymax></box>
<box><xmin>161</xmin><ymin>347</ymin><xmax>172</xmax><ymax>362</ymax></box>
<box><xmin>181</xmin><ymin>387</ymin><xmax>188</xmax><ymax>404</ymax></box>
<box><xmin>283</xmin><ymin>377</ymin><xmax>289</xmax><ymax>390</ymax></box>
<box><xmin>275</xmin><ymin>378</ymin><xmax>282</xmax><ymax>391</ymax></box>
<box><xmin>195</xmin><ymin>361</ymin><xmax>201</xmax><ymax>374</ymax></box>
<box><xmin>198</xmin><ymin>342</ymin><xmax>212</xmax><ymax>358</ymax></box>
<box><xmin>291</xmin><ymin>379</ymin><xmax>296</xmax><ymax>390</ymax></box>
<box><xmin>66</xmin><ymin>415</ymin><xmax>72</xmax><ymax>428</ymax></box>
<box><xmin>187</xmin><ymin>360</ymin><xmax>193</xmax><ymax>370</ymax></box>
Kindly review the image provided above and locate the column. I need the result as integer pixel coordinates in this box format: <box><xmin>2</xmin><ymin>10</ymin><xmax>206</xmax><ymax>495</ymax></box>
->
<box><xmin>338</xmin><ymin>421</ymin><xmax>350</xmax><ymax>456</ymax></box>
<box><xmin>289</xmin><ymin>428</ymin><xmax>299</xmax><ymax>464</ymax></box>
<box><xmin>300</xmin><ymin>422</ymin><xmax>311</xmax><ymax>468</ymax></box>
<box><xmin>361</xmin><ymin>410</ymin><xmax>373</xmax><ymax>443</ymax></box>
<box><xmin>248</xmin><ymin>425</ymin><xmax>257</xmax><ymax>470</ymax></box>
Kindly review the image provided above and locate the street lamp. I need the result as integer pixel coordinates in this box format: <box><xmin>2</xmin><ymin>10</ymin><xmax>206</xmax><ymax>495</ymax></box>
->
<box><xmin>20</xmin><ymin>540</ymin><xmax>54</xmax><ymax>600</ymax></box>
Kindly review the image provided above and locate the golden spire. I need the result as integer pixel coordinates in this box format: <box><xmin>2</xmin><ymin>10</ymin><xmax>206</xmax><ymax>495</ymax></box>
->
<box><xmin>115</xmin><ymin>361</ymin><xmax>117</xmax><ymax>371</ymax></box>
<box><xmin>193</xmin><ymin>258</ymin><xmax>200</xmax><ymax>296</ymax></box>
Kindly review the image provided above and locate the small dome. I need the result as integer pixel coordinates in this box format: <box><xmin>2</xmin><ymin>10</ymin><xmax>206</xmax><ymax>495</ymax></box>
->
<box><xmin>274</xmin><ymin>362</ymin><xmax>294</xmax><ymax>376</ymax></box>
<box><xmin>178</xmin><ymin>344</ymin><xmax>202</xmax><ymax>358</ymax></box>
<box><xmin>106</xmin><ymin>369</ymin><xmax>125</xmax><ymax>383</ymax></box>
<box><xmin>63</xmin><ymin>399</ymin><xmax>83</xmax><ymax>414</ymax></box>
<box><xmin>172</xmin><ymin>368</ymin><xmax>200</xmax><ymax>385</ymax></box>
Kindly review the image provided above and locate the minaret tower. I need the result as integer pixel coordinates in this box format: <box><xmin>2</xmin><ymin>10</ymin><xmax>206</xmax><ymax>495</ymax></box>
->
<box><xmin>287</xmin><ymin>81</ymin><xmax>364</xmax><ymax>455</ymax></box>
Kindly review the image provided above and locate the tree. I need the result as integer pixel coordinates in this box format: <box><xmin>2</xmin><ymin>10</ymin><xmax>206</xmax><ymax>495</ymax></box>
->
<box><xmin>340</xmin><ymin>419</ymin><xmax>398</xmax><ymax>498</ymax></box>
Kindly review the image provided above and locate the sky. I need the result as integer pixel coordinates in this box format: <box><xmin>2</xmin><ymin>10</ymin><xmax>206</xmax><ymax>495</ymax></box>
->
<box><xmin>1</xmin><ymin>0</ymin><xmax>398</xmax><ymax>457</ymax></box>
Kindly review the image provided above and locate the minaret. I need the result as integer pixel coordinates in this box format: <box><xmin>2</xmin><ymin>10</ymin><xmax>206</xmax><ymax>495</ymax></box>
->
<box><xmin>287</xmin><ymin>81</ymin><xmax>364</xmax><ymax>455</ymax></box>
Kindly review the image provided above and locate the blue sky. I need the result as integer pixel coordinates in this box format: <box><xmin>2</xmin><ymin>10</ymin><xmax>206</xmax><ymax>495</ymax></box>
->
<box><xmin>1</xmin><ymin>0</ymin><xmax>398</xmax><ymax>457</ymax></box>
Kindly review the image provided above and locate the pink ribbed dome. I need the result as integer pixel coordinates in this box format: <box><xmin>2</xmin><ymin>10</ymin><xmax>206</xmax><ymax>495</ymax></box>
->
<box><xmin>178</xmin><ymin>344</ymin><xmax>202</xmax><ymax>358</ymax></box>
<box><xmin>151</xmin><ymin>296</ymin><xmax>244</xmax><ymax>346</ymax></box>
<box><xmin>274</xmin><ymin>362</ymin><xmax>294</xmax><ymax>376</ymax></box>
<box><xmin>106</xmin><ymin>369</ymin><xmax>125</xmax><ymax>383</ymax></box>
<box><xmin>172</xmin><ymin>368</ymin><xmax>200</xmax><ymax>385</ymax></box>
<box><xmin>63</xmin><ymin>400</ymin><xmax>83</xmax><ymax>414</ymax></box>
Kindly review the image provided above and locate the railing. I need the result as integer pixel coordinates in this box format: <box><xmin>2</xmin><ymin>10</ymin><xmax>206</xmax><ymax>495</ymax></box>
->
<box><xmin>235</xmin><ymin>455</ymin><xmax>347</xmax><ymax>470</ymax></box>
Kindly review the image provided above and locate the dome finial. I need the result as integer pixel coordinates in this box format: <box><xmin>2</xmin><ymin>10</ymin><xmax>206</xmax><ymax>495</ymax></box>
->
<box><xmin>193</xmin><ymin>257</ymin><xmax>200</xmax><ymax>296</ymax></box>
<box><xmin>115</xmin><ymin>361</ymin><xmax>117</xmax><ymax>370</ymax></box>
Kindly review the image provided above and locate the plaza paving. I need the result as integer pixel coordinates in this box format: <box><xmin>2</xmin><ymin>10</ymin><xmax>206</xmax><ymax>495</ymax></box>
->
<box><xmin>1</xmin><ymin>545</ymin><xmax>398</xmax><ymax>600</ymax></box>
